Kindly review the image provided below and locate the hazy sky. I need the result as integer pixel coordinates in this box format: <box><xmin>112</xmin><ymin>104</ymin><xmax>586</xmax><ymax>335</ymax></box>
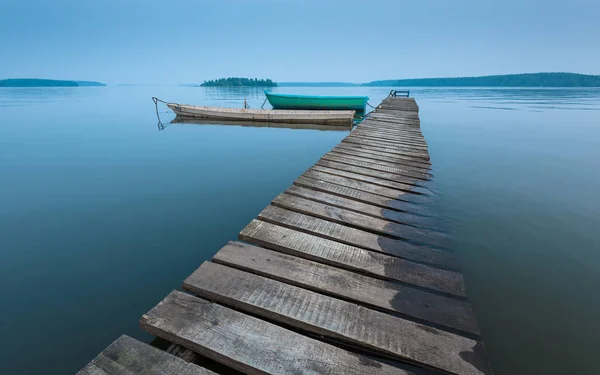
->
<box><xmin>1</xmin><ymin>0</ymin><xmax>599</xmax><ymax>84</ymax></box>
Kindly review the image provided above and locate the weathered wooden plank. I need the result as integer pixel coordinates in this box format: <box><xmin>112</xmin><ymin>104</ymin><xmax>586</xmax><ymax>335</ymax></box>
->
<box><xmin>316</xmin><ymin>159</ymin><xmax>427</xmax><ymax>189</ymax></box>
<box><xmin>258</xmin><ymin>205</ymin><xmax>456</xmax><ymax>269</ymax></box>
<box><xmin>379</xmin><ymin>101</ymin><xmax>418</xmax><ymax>107</ymax></box>
<box><xmin>354</xmin><ymin>123</ymin><xmax>425</xmax><ymax>135</ymax></box>
<box><xmin>383</xmin><ymin>97</ymin><xmax>417</xmax><ymax>102</ymax></box>
<box><xmin>358</xmin><ymin>121</ymin><xmax>423</xmax><ymax>131</ymax></box>
<box><xmin>354</xmin><ymin>130</ymin><xmax>425</xmax><ymax>144</ymax></box>
<box><xmin>369</xmin><ymin>109</ymin><xmax>420</xmax><ymax>119</ymax></box>
<box><xmin>295</xmin><ymin>174</ymin><xmax>435</xmax><ymax>221</ymax></box>
<box><xmin>359</xmin><ymin>122</ymin><xmax>425</xmax><ymax>135</ymax></box>
<box><xmin>271</xmin><ymin>193</ymin><xmax>447</xmax><ymax>248</ymax></box>
<box><xmin>377</xmin><ymin>104</ymin><xmax>419</xmax><ymax>111</ymax></box>
<box><xmin>184</xmin><ymin>261</ymin><xmax>490</xmax><ymax>375</ymax></box>
<box><xmin>327</xmin><ymin>151</ymin><xmax>432</xmax><ymax>176</ymax></box>
<box><xmin>349</xmin><ymin>135</ymin><xmax>429</xmax><ymax>151</ymax></box>
<box><xmin>322</xmin><ymin>153</ymin><xmax>431</xmax><ymax>181</ymax></box>
<box><xmin>370</xmin><ymin>109</ymin><xmax>419</xmax><ymax>117</ymax></box>
<box><xmin>352</xmin><ymin>131</ymin><xmax>427</xmax><ymax>145</ymax></box>
<box><xmin>342</xmin><ymin>139</ymin><xmax>428</xmax><ymax>156</ymax></box>
<box><xmin>368</xmin><ymin>112</ymin><xmax>420</xmax><ymax>124</ymax></box>
<box><xmin>141</xmin><ymin>290</ymin><xmax>412</xmax><ymax>375</ymax></box>
<box><xmin>239</xmin><ymin>220</ymin><xmax>464</xmax><ymax>297</ymax></box>
<box><xmin>375</xmin><ymin>99</ymin><xmax>418</xmax><ymax>108</ymax></box>
<box><xmin>358</xmin><ymin>127</ymin><xmax>423</xmax><ymax>138</ymax></box>
<box><xmin>286</xmin><ymin>184</ymin><xmax>434</xmax><ymax>227</ymax></box>
<box><xmin>384</xmin><ymin>97</ymin><xmax>417</xmax><ymax>103</ymax></box>
<box><xmin>375</xmin><ymin>103</ymin><xmax>419</xmax><ymax>111</ymax></box>
<box><xmin>361</xmin><ymin>122</ymin><xmax>421</xmax><ymax>132</ymax></box>
<box><xmin>383</xmin><ymin>97</ymin><xmax>418</xmax><ymax>103</ymax></box>
<box><xmin>344</xmin><ymin>136</ymin><xmax>429</xmax><ymax>157</ymax></box>
<box><xmin>363</xmin><ymin>115</ymin><xmax>421</xmax><ymax>124</ymax></box>
<box><xmin>360</xmin><ymin>120</ymin><xmax>423</xmax><ymax>130</ymax></box>
<box><xmin>357</xmin><ymin>130</ymin><xmax>422</xmax><ymax>140</ymax></box>
<box><xmin>379</xmin><ymin>98</ymin><xmax>418</xmax><ymax>106</ymax></box>
<box><xmin>331</xmin><ymin>148</ymin><xmax>431</xmax><ymax>172</ymax></box>
<box><xmin>379</xmin><ymin>98</ymin><xmax>419</xmax><ymax>110</ymax></box>
<box><xmin>376</xmin><ymin>108</ymin><xmax>419</xmax><ymax>114</ymax></box>
<box><xmin>343</xmin><ymin>138</ymin><xmax>430</xmax><ymax>160</ymax></box>
<box><xmin>311</xmin><ymin>165</ymin><xmax>434</xmax><ymax>199</ymax></box>
<box><xmin>363</xmin><ymin>117</ymin><xmax>421</xmax><ymax>127</ymax></box>
<box><xmin>77</xmin><ymin>335</ymin><xmax>216</xmax><ymax>375</ymax></box>
<box><xmin>346</xmin><ymin>135</ymin><xmax>428</xmax><ymax>150</ymax></box>
<box><xmin>335</xmin><ymin>144</ymin><xmax>431</xmax><ymax>168</ymax></box>
<box><xmin>377</xmin><ymin>102</ymin><xmax>419</xmax><ymax>108</ymax></box>
<box><xmin>331</xmin><ymin>147</ymin><xmax>432</xmax><ymax>173</ymax></box>
<box><xmin>315</xmin><ymin>162</ymin><xmax>429</xmax><ymax>190</ymax></box>
<box><xmin>211</xmin><ymin>242</ymin><xmax>479</xmax><ymax>336</ymax></box>
<box><xmin>350</xmin><ymin>132</ymin><xmax>429</xmax><ymax>148</ymax></box>
<box><xmin>300</xmin><ymin>170</ymin><xmax>433</xmax><ymax>209</ymax></box>
<box><xmin>338</xmin><ymin>136</ymin><xmax>428</xmax><ymax>152</ymax></box>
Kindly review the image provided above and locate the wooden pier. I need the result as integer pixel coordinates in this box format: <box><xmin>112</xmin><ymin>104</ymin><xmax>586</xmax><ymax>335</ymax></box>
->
<box><xmin>78</xmin><ymin>97</ymin><xmax>493</xmax><ymax>375</ymax></box>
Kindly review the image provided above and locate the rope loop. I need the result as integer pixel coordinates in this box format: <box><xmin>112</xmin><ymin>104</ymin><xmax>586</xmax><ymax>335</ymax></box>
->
<box><xmin>152</xmin><ymin>97</ymin><xmax>172</xmax><ymax>105</ymax></box>
<box><xmin>152</xmin><ymin>97</ymin><xmax>176</xmax><ymax>130</ymax></box>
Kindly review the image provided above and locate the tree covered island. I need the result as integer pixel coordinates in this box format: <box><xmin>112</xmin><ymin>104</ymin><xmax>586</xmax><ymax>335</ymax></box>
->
<box><xmin>0</xmin><ymin>78</ymin><xmax>106</xmax><ymax>87</ymax></box>
<box><xmin>200</xmin><ymin>77</ymin><xmax>277</xmax><ymax>87</ymax></box>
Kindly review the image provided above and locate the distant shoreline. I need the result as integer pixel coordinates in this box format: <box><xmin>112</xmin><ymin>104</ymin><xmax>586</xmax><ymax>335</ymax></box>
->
<box><xmin>362</xmin><ymin>73</ymin><xmax>600</xmax><ymax>87</ymax></box>
<box><xmin>0</xmin><ymin>79</ymin><xmax>106</xmax><ymax>87</ymax></box>
<box><xmin>183</xmin><ymin>73</ymin><xmax>600</xmax><ymax>88</ymax></box>
<box><xmin>5</xmin><ymin>73</ymin><xmax>598</xmax><ymax>88</ymax></box>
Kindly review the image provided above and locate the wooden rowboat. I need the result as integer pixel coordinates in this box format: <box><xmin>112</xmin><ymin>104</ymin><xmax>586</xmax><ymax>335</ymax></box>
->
<box><xmin>265</xmin><ymin>91</ymin><xmax>369</xmax><ymax>111</ymax></box>
<box><xmin>166</xmin><ymin>103</ymin><xmax>355</xmax><ymax>126</ymax></box>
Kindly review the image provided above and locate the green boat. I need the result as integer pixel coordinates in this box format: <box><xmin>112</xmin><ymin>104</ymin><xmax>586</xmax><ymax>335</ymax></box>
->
<box><xmin>265</xmin><ymin>91</ymin><xmax>369</xmax><ymax>111</ymax></box>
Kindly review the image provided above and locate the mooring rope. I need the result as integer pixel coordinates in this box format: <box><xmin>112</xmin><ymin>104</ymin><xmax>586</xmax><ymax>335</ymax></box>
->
<box><xmin>152</xmin><ymin>97</ymin><xmax>177</xmax><ymax>130</ymax></box>
<box><xmin>366</xmin><ymin>101</ymin><xmax>378</xmax><ymax>109</ymax></box>
<box><xmin>261</xmin><ymin>97</ymin><xmax>268</xmax><ymax>109</ymax></box>
<box><xmin>152</xmin><ymin>97</ymin><xmax>176</xmax><ymax>116</ymax></box>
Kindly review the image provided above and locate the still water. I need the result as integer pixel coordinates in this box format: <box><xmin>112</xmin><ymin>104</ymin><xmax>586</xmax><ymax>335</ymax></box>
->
<box><xmin>1</xmin><ymin>86</ymin><xmax>599</xmax><ymax>375</ymax></box>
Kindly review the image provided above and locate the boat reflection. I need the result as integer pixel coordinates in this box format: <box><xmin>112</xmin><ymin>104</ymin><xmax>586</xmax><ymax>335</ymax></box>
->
<box><xmin>169</xmin><ymin>116</ymin><xmax>353</xmax><ymax>132</ymax></box>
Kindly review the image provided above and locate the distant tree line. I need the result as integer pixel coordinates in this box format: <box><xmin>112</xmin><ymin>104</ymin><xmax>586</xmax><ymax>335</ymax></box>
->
<box><xmin>363</xmin><ymin>73</ymin><xmax>600</xmax><ymax>87</ymax></box>
<box><xmin>0</xmin><ymin>78</ymin><xmax>105</xmax><ymax>87</ymax></box>
<box><xmin>200</xmin><ymin>77</ymin><xmax>277</xmax><ymax>87</ymax></box>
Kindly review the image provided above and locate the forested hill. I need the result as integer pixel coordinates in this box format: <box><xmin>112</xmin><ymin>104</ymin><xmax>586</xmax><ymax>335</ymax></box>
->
<box><xmin>0</xmin><ymin>79</ymin><xmax>106</xmax><ymax>87</ymax></box>
<box><xmin>363</xmin><ymin>73</ymin><xmax>600</xmax><ymax>87</ymax></box>
<box><xmin>200</xmin><ymin>78</ymin><xmax>277</xmax><ymax>87</ymax></box>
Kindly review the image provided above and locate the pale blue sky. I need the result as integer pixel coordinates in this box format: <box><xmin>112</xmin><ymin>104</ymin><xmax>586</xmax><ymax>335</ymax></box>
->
<box><xmin>1</xmin><ymin>0</ymin><xmax>599</xmax><ymax>84</ymax></box>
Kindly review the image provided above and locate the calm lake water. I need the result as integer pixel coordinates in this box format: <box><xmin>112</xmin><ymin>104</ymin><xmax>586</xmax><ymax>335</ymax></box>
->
<box><xmin>1</xmin><ymin>86</ymin><xmax>599</xmax><ymax>375</ymax></box>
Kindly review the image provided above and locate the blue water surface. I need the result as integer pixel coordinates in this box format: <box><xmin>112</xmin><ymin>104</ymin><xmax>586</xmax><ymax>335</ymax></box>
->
<box><xmin>1</xmin><ymin>86</ymin><xmax>599</xmax><ymax>375</ymax></box>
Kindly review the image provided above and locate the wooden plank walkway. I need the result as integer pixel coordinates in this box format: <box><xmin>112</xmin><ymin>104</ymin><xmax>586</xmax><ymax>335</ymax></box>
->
<box><xmin>79</xmin><ymin>97</ymin><xmax>493</xmax><ymax>375</ymax></box>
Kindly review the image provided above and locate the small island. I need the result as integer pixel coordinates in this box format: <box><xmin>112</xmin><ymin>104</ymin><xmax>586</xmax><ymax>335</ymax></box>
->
<box><xmin>363</xmin><ymin>73</ymin><xmax>600</xmax><ymax>87</ymax></box>
<box><xmin>0</xmin><ymin>78</ymin><xmax>106</xmax><ymax>87</ymax></box>
<box><xmin>200</xmin><ymin>77</ymin><xmax>277</xmax><ymax>87</ymax></box>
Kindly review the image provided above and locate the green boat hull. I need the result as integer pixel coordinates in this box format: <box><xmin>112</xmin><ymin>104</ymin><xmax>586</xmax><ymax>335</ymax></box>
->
<box><xmin>265</xmin><ymin>91</ymin><xmax>369</xmax><ymax>111</ymax></box>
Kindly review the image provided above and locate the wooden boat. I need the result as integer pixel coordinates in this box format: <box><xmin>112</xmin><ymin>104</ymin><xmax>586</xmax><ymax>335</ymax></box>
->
<box><xmin>166</xmin><ymin>103</ymin><xmax>355</xmax><ymax>126</ymax></box>
<box><xmin>265</xmin><ymin>91</ymin><xmax>369</xmax><ymax>110</ymax></box>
